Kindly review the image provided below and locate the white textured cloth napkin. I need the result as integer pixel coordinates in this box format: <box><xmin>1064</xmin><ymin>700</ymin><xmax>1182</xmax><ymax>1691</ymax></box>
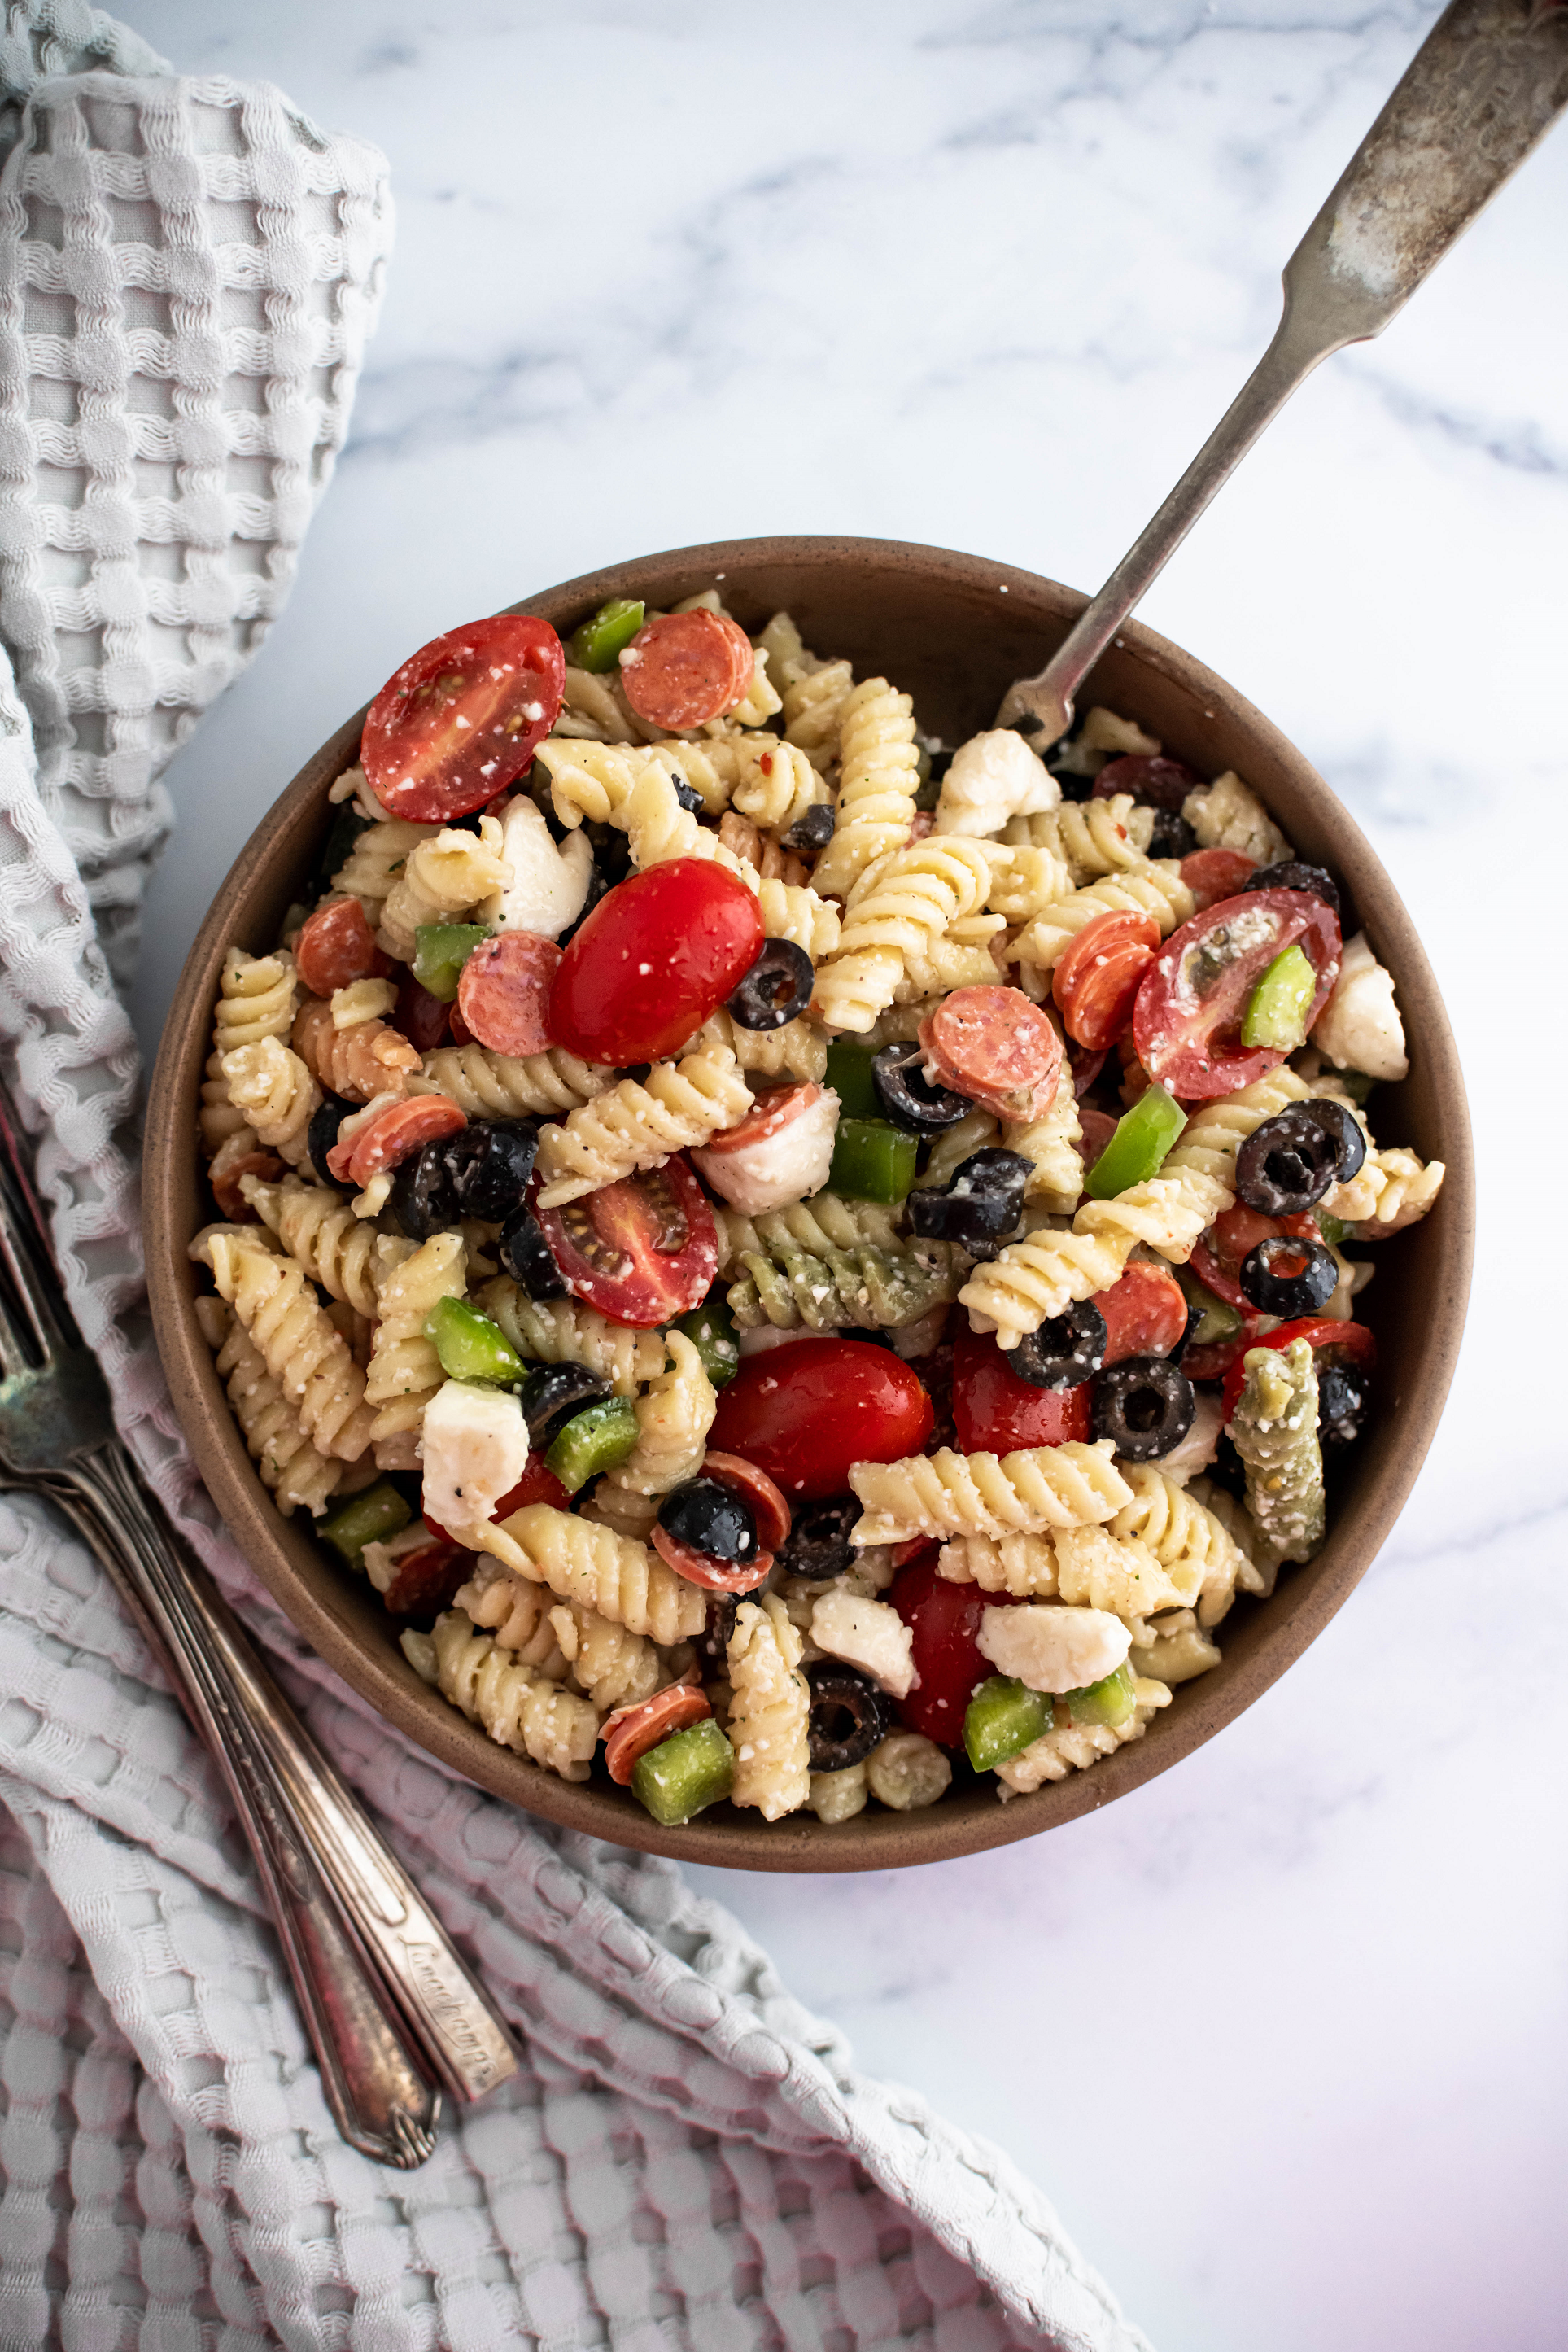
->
<box><xmin>0</xmin><ymin>11</ymin><xmax>1155</xmax><ymax>2345</ymax></box>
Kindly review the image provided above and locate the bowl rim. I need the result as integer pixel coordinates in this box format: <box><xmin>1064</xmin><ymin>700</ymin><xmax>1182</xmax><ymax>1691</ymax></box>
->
<box><xmin>142</xmin><ymin>532</ymin><xmax>1474</xmax><ymax>1873</ymax></box>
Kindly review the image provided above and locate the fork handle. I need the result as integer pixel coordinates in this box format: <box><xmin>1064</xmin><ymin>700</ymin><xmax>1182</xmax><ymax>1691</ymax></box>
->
<box><xmin>50</xmin><ymin>1447</ymin><xmax>517</xmax><ymax>2157</ymax></box>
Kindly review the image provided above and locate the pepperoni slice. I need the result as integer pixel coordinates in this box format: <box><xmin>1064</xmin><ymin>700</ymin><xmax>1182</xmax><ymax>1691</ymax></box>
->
<box><xmin>602</xmin><ymin>1685</ymin><xmax>712</xmax><ymax>1785</ymax></box>
<box><xmin>295</xmin><ymin>897</ymin><xmax>384</xmax><ymax>998</ymax></box>
<box><xmin>327</xmin><ymin>1094</ymin><xmax>465</xmax><ymax>1186</ymax></box>
<box><xmin>1090</xmin><ymin>754</ymin><xmax>1201</xmax><ymax>811</ymax></box>
<box><xmin>455</xmin><ymin>931</ymin><xmax>560</xmax><ymax>1058</ymax></box>
<box><xmin>619</xmin><ymin>610</ymin><xmax>749</xmax><ymax>730</ymax></box>
<box><xmin>700</xmin><ymin>1449</ymin><xmax>793</xmax><ymax>1553</ymax></box>
<box><xmin>1180</xmin><ymin>846</ymin><xmax>1258</xmax><ymax>911</ymax></box>
<box><xmin>1051</xmin><ymin>912</ymin><xmax>1160</xmax><ymax>1051</ymax></box>
<box><xmin>652</xmin><ymin>1520</ymin><xmax>775</xmax><ymax>1593</ymax></box>
<box><xmin>396</xmin><ymin>974</ymin><xmax>451</xmax><ymax>1054</ymax></box>
<box><xmin>1096</xmin><ymin>1263</ymin><xmax>1189</xmax><ymax>1364</ymax></box>
<box><xmin>917</xmin><ymin>986</ymin><xmax>1061</xmax><ymax>1120</ymax></box>
<box><xmin>378</xmin><ymin>1534</ymin><xmax>468</xmax><ymax>1618</ymax></box>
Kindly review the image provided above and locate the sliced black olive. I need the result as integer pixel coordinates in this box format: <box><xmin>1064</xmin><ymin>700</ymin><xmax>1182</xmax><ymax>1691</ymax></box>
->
<box><xmin>1234</xmin><ymin>1108</ymin><xmax>1342</xmax><ymax>1215</ymax></box>
<box><xmin>498</xmin><ymin>1203</ymin><xmax>567</xmax><ymax>1297</ymax></box>
<box><xmin>555</xmin><ymin>859</ymin><xmax>609</xmax><ymax>951</ymax></box>
<box><xmin>1319</xmin><ymin>1362</ymin><xmax>1370</xmax><ymax>1448</ymax></box>
<box><xmin>669</xmin><ymin>773</ymin><xmax>705</xmax><ymax>816</ymax></box>
<box><xmin>1091</xmin><ymin>754</ymin><xmax>1199</xmax><ymax>812</ymax></box>
<box><xmin>1250</xmin><ymin>860</ymin><xmax>1341</xmax><ymax>918</ymax></box>
<box><xmin>778</xmin><ymin>1495</ymin><xmax>860</xmax><ymax>1582</ymax></box>
<box><xmin>439</xmin><ymin>1118</ymin><xmax>540</xmax><ymax>1221</ymax></box>
<box><xmin>1302</xmin><ymin>1097</ymin><xmax>1366</xmax><ymax>1184</ymax></box>
<box><xmin>389</xmin><ymin>1136</ymin><xmax>461</xmax><ymax>1239</ymax></box>
<box><xmin>1092</xmin><ymin>1356</ymin><xmax>1195</xmax><ymax>1460</ymax></box>
<box><xmin>518</xmin><ymin>1362</ymin><xmax>612</xmax><ymax>1448</ymax></box>
<box><xmin>1007</xmin><ymin>1298</ymin><xmax>1107</xmax><ymax>1390</ymax></box>
<box><xmin>805</xmin><ymin>1659</ymin><xmax>893</xmax><ymax>1773</ymax></box>
<box><xmin>658</xmin><ymin>1477</ymin><xmax>758</xmax><ymax>1564</ymax></box>
<box><xmin>782</xmin><ymin>801</ymin><xmax>835</xmax><ymax>854</ymax></box>
<box><xmin>306</xmin><ymin>1091</ymin><xmax>358</xmax><ymax>1190</ymax></box>
<box><xmin>1241</xmin><ymin>1233</ymin><xmax>1339</xmax><ymax>1317</ymax></box>
<box><xmin>1168</xmin><ymin>1303</ymin><xmax>1206</xmax><ymax>1366</ymax></box>
<box><xmin>727</xmin><ymin>938</ymin><xmax>813</xmax><ymax>1031</ymax></box>
<box><xmin>908</xmin><ymin>1147</ymin><xmax>1032</xmax><ymax>1246</ymax></box>
<box><xmin>871</xmin><ymin>1040</ymin><xmax>972</xmax><ymax>1134</ymax></box>
<box><xmin>1147</xmin><ymin>810</ymin><xmax>1197</xmax><ymax>859</ymax></box>
<box><xmin>582</xmin><ymin>818</ymin><xmax>632</xmax><ymax>888</ymax></box>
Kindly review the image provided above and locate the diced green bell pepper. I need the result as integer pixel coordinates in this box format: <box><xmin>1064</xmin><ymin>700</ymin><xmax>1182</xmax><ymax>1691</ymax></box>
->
<box><xmin>631</xmin><ymin>1717</ymin><xmax>735</xmax><ymax>1825</ymax></box>
<box><xmin>823</xmin><ymin>1039</ymin><xmax>882</xmax><ymax>1121</ymax></box>
<box><xmin>1316</xmin><ymin>1210</ymin><xmax>1347</xmax><ymax>1248</ymax></box>
<box><xmin>1066</xmin><ymin>1661</ymin><xmax>1138</xmax><ymax>1730</ymax></box>
<box><xmin>963</xmin><ymin>1676</ymin><xmax>1055</xmax><ymax>1772</ymax></box>
<box><xmin>1242</xmin><ymin>942</ymin><xmax>1317</xmax><ymax>1051</ymax></box>
<box><xmin>413</xmin><ymin>920</ymin><xmax>489</xmax><ymax>1003</ymax></box>
<box><xmin>545</xmin><ymin>1396</ymin><xmax>640</xmax><ymax>1493</ymax></box>
<box><xmin>1084</xmin><ymin>1082</ymin><xmax>1187</xmax><ymax>1200</ymax></box>
<box><xmin>568</xmin><ymin>597</ymin><xmax>645</xmax><ymax>673</ymax></box>
<box><xmin>425</xmin><ymin>1296</ymin><xmax>526</xmax><ymax>1386</ymax></box>
<box><xmin>671</xmin><ymin>1296</ymin><xmax>740</xmax><ymax>1389</ymax></box>
<box><xmin>1175</xmin><ymin>1263</ymin><xmax>1242</xmax><ymax>1347</ymax></box>
<box><xmin>828</xmin><ymin>1117</ymin><xmax>919</xmax><ymax>1204</ymax></box>
<box><xmin>319</xmin><ymin>1479</ymin><xmax>412</xmax><ymax>1569</ymax></box>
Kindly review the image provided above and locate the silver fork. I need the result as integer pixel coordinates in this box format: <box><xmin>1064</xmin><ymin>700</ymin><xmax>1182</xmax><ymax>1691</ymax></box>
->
<box><xmin>0</xmin><ymin>1093</ymin><xmax>518</xmax><ymax>2166</ymax></box>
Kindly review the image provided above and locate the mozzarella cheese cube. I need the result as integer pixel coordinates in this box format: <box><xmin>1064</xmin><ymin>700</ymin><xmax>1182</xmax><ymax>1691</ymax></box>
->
<box><xmin>1311</xmin><ymin>930</ymin><xmax>1409</xmax><ymax>1082</ymax></box>
<box><xmin>809</xmin><ymin>1587</ymin><xmax>917</xmax><ymax>1699</ymax></box>
<box><xmin>976</xmin><ymin>1601</ymin><xmax>1130</xmax><ymax>1693</ymax></box>
<box><xmin>420</xmin><ymin>1379</ymin><xmax>529</xmax><ymax>1536</ymax></box>
<box><xmin>483</xmin><ymin>794</ymin><xmax>594</xmax><ymax>942</ymax></box>
<box><xmin>934</xmin><ymin>729</ymin><xmax>1059</xmax><ymax>837</ymax></box>
<box><xmin>693</xmin><ymin>1088</ymin><xmax>840</xmax><ymax>1214</ymax></box>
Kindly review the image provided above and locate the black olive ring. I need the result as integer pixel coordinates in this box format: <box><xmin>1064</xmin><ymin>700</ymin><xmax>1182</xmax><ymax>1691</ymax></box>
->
<box><xmin>1091</xmin><ymin>1356</ymin><xmax>1196</xmax><ymax>1461</ymax></box>
<box><xmin>871</xmin><ymin>1039</ymin><xmax>972</xmax><ymax>1133</ymax></box>
<box><xmin>1240</xmin><ymin>1233</ymin><xmax>1339</xmax><ymax>1318</ymax></box>
<box><xmin>909</xmin><ymin>1147</ymin><xmax>1032</xmax><ymax>1248</ymax></box>
<box><xmin>1008</xmin><ymin>1297</ymin><xmax>1109</xmax><ymax>1390</ymax></box>
<box><xmin>727</xmin><ymin>938</ymin><xmax>815</xmax><ymax>1031</ymax></box>
<box><xmin>804</xmin><ymin>1659</ymin><xmax>893</xmax><ymax>1773</ymax></box>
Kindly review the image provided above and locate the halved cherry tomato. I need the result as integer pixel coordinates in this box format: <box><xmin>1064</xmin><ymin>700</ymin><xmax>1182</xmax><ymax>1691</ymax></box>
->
<box><xmin>423</xmin><ymin>1453</ymin><xmax>569</xmax><ymax>1545</ymax></box>
<box><xmin>708</xmin><ymin>1336</ymin><xmax>933</xmax><ymax>1501</ymax></box>
<box><xmin>889</xmin><ymin>1554</ymin><xmax>1020</xmax><ymax>1749</ymax></box>
<box><xmin>1052</xmin><ymin>912</ymin><xmax>1160</xmax><ymax>1051</ymax></box>
<box><xmin>1180</xmin><ymin>846</ymin><xmax>1257</xmax><ymax>911</ymax></box>
<box><xmin>951</xmin><ymin>1322</ymin><xmax>1091</xmax><ymax>1454</ymax></box>
<box><xmin>396</xmin><ymin>974</ymin><xmax>450</xmax><ymax>1054</ymax></box>
<box><xmin>701</xmin><ymin>1450</ymin><xmax>793</xmax><ymax>1551</ymax></box>
<box><xmin>1097</xmin><ymin>1261</ymin><xmax>1189</xmax><ymax>1363</ymax></box>
<box><xmin>362</xmin><ymin>614</ymin><xmax>566</xmax><ymax>824</ymax></box>
<box><xmin>698</xmin><ymin>1083</ymin><xmax>818</xmax><ymax>1157</ymax></box>
<box><xmin>1090</xmin><ymin>754</ymin><xmax>1199</xmax><ymax>809</ymax></box>
<box><xmin>603</xmin><ymin>1685</ymin><xmax>711</xmax><ymax>1784</ymax></box>
<box><xmin>456</xmin><ymin>931</ymin><xmax>560</xmax><ymax>1058</ymax></box>
<box><xmin>1133</xmin><ymin>888</ymin><xmax>1340</xmax><ymax>1101</ymax></box>
<box><xmin>652</xmin><ymin>1521</ymin><xmax>775</xmax><ymax>1593</ymax></box>
<box><xmin>1181</xmin><ymin>1320</ymin><xmax>1267</xmax><ymax>1384</ymax></box>
<box><xmin>1221</xmin><ymin>1317</ymin><xmax>1375</xmax><ymax>1423</ymax></box>
<box><xmin>535</xmin><ymin>1154</ymin><xmax>718</xmax><ymax>1327</ymax></box>
<box><xmin>327</xmin><ymin>1094</ymin><xmax>465</xmax><ymax>1186</ymax></box>
<box><xmin>549</xmin><ymin>859</ymin><xmax>764</xmax><ymax>1065</ymax></box>
<box><xmin>1190</xmin><ymin>1205</ymin><xmax>1320</xmax><ymax>1312</ymax></box>
<box><xmin>295</xmin><ymin>897</ymin><xmax>385</xmax><ymax>997</ymax></box>
<box><xmin>378</xmin><ymin>1533</ymin><xmax>468</xmax><ymax>1618</ymax></box>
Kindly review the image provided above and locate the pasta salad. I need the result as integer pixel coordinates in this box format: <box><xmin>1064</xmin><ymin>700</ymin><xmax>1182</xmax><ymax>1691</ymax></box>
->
<box><xmin>188</xmin><ymin>587</ymin><xmax>1444</xmax><ymax>1830</ymax></box>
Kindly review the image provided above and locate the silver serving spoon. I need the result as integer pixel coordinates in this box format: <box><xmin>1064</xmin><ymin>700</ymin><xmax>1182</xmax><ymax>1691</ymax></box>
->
<box><xmin>999</xmin><ymin>0</ymin><xmax>1568</xmax><ymax>742</ymax></box>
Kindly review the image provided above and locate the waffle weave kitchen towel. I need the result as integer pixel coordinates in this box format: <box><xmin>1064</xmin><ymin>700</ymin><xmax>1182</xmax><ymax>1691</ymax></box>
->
<box><xmin>0</xmin><ymin>10</ymin><xmax>1154</xmax><ymax>2347</ymax></box>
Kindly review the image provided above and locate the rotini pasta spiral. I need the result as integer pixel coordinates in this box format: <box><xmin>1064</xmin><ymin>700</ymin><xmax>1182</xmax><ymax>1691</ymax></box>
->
<box><xmin>197</xmin><ymin>1296</ymin><xmax>342</xmax><ymax>1517</ymax></box>
<box><xmin>1159</xmin><ymin>1065</ymin><xmax>1313</xmax><ymax>1194</ymax></box>
<box><xmin>1355</xmin><ymin>1148</ymin><xmax>1445</xmax><ymax>1238</ymax></box>
<box><xmin>731</xmin><ymin>738</ymin><xmax>826</xmax><ymax>833</ymax></box>
<box><xmin>535</xmin><ymin>1038</ymin><xmax>751</xmax><ymax>1207</ymax></box>
<box><xmin>704</xmin><ymin>1009</ymin><xmax>827</xmax><ymax>1086</ymax></box>
<box><xmin>712</xmin><ymin>1193</ymin><xmax>902</xmax><ymax>1271</ymax></box>
<box><xmin>782</xmin><ymin>658</ymin><xmax>854</xmax><ymax>767</ymax></box>
<box><xmin>1229</xmin><ymin>1337</ymin><xmax>1325</xmax><ymax>1566</ymax></box>
<box><xmin>727</xmin><ymin>1594</ymin><xmax>810</xmax><ymax>1821</ymax></box>
<box><xmin>1181</xmin><ymin>769</ymin><xmax>1291</xmax><ymax>867</ymax></box>
<box><xmin>981</xmin><ymin>842</ymin><xmax>1075</xmax><ymax>923</ymax></box>
<box><xmin>1004</xmin><ymin>1079</ymin><xmax>1085</xmax><ymax>1214</ymax></box>
<box><xmin>464</xmin><ymin>1503</ymin><xmax>707</xmax><ymax>1646</ymax></box>
<box><xmin>332</xmin><ymin>817</ymin><xmax>439</xmax><ymax>926</ymax></box>
<box><xmin>201</xmin><ymin>949</ymin><xmax>299</xmax><ymax>1156</ymax></box>
<box><xmin>1072</xmin><ymin>1162</ymin><xmax>1231</xmax><ymax>1266</ymax></box>
<box><xmin>474</xmin><ymin>1278</ymin><xmax>666</xmax><ymax>1397</ymax></box>
<box><xmin>936</xmin><ymin>1526</ymin><xmax>1189</xmax><ymax>1628</ymax></box>
<box><xmin>724</xmin><ymin>1223</ymin><xmax>967</xmax><ymax>1335</ymax></box>
<box><xmin>239</xmin><ymin>1172</ymin><xmax>382</xmax><ymax>1317</ymax></box>
<box><xmin>1010</xmin><ymin>863</ymin><xmax>1195</xmax><ymax>976</ymax></box>
<box><xmin>810</xmin><ymin>837</ymin><xmax>992</xmax><ymax>1032</ymax></box>
<box><xmin>576</xmin><ymin>1483</ymin><xmax>661</xmax><ymax>1540</ymax></box>
<box><xmin>994</xmin><ymin>1678</ymin><xmax>1171</xmax><ymax>1795</ymax></box>
<box><xmin>200</xmin><ymin>1230</ymin><xmax>375</xmax><ymax>1462</ymax></box>
<box><xmin>1002</xmin><ymin>794</ymin><xmax>1155</xmax><ymax>884</ymax></box>
<box><xmin>365</xmin><ymin>1231</ymin><xmax>467</xmax><ymax>1465</ymax></box>
<box><xmin>410</xmin><ymin>1043</ymin><xmax>612</xmax><ymax>1120</ymax></box>
<box><xmin>430</xmin><ymin>1609</ymin><xmax>600</xmax><ymax>1780</ymax></box>
<box><xmin>958</xmin><ymin>1222</ymin><xmax>1135</xmax><ymax>1352</ymax></box>
<box><xmin>810</xmin><ymin>679</ymin><xmax>922</xmax><ymax>899</ymax></box>
<box><xmin>452</xmin><ymin>1559</ymin><xmax>571</xmax><ymax>1680</ymax></box>
<box><xmin>377</xmin><ymin>815</ymin><xmax>511</xmax><ymax>961</ymax></box>
<box><xmin>548</xmin><ymin>1598</ymin><xmax>667</xmax><ymax>1712</ymax></box>
<box><xmin>892</xmin><ymin>923</ymin><xmax>1007</xmax><ymax>1003</ymax></box>
<box><xmin>921</xmin><ymin>1110</ymin><xmax>999</xmax><ymax>1193</ymax></box>
<box><xmin>754</xmin><ymin>877</ymin><xmax>841</xmax><ymax>961</ymax></box>
<box><xmin>849</xmin><ymin>1439</ymin><xmax>1133</xmax><ymax>1545</ymax></box>
<box><xmin>291</xmin><ymin>993</ymin><xmax>419</xmax><ymax>1104</ymax></box>
<box><xmin>220</xmin><ymin>1035</ymin><xmax>319</xmax><ymax>1168</ymax></box>
<box><xmin>602</xmin><ymin>1331</ymin><xmax>716</xmax><ymax>1497</ymax></box>
<box><xmin>1108</xmin><ymin>1464</ymin><xmax>1264</xmax><ymax>1627</ymax></box>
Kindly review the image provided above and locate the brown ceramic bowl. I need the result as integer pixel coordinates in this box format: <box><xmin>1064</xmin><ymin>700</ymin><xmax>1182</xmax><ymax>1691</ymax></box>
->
<box><xmin>144</xmin><ymin>536</ymin><xmax>1473</xmax><ymax>1871</ymax></box>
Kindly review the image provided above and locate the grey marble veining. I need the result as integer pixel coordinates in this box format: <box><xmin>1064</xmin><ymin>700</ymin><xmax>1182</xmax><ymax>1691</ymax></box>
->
<box><xmin>120</xmin><ymin>7</ymin><xmax>1567</xmax><ymax>2348</ymax></box>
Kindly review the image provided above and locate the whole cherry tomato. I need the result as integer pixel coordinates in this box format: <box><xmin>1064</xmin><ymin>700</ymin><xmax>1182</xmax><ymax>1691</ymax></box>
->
<box><xmin>1220</xmin><ymin>1316</ymin><xmax>1375</xmax><ymax>1422</ymax></box>
<box><xmin>951</xmin><ymin>1322</ymin><xmax>1091</xmax><ymax>1454</ymax></box>
<box><xmin>708</xmin><ymin>1336</ymin><xmax>933</xmax><ymax>1500</ymax></box>
<box><xmin>1133</xmin><ymin>887</ymin><xmax>1340</xmax><ymax>1101</ymax></box>
<box><xmin>1097</xmin><ymin>1262</ymin><xmax>1189</xmax><ymax>1364</ymax></box>
<box><xmin>889</xmin><ymin>1554</ymin><xmax>1019</xmax><ymax>1748</ymax></box>
<box><xmin>549</xmin><ymin>859</ymin><xmax>764</xmax><ymax>1065</ymax></box>
<box><xmin>362</xmin><ymin>613</ymin><xmax>566</xmax><ymax>823</ymax></box>
<box><xmin>536</xmin><ymin>1155</ymin><xmax>718</xmax><ymax>1327</ymax></box>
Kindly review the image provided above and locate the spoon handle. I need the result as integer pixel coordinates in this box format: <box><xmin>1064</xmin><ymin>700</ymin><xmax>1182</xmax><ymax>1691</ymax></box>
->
<box><xmin>1000</xmin><ymin>0</ymin><xmax>1568</xmax><ymax>737</ymax></box>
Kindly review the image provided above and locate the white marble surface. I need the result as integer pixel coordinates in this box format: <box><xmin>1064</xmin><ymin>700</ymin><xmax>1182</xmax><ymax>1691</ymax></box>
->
<box><xmin>121</xmin><ymin>6</ymin><xmax>1566</xmax><ymax>2348</ymax></box>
